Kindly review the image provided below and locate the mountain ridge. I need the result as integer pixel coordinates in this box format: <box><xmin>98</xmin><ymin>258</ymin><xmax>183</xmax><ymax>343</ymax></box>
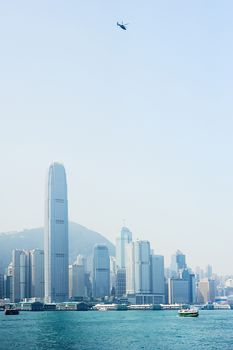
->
<box><xmin>0</xmin><ymin>222</ymin><xmax>115</xmax><ymax>272</ymax></box>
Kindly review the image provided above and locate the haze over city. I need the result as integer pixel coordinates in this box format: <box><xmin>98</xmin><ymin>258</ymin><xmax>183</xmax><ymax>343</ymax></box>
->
<box><xmin>1</xmin><ymin>1</ymin><xmax>233</xmax><ymax>274</ymax></box>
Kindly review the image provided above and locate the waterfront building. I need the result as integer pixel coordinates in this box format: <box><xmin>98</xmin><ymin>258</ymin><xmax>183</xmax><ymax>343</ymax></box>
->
<box><xmin>128</xmin><ymin>293</ymin><xmax>164</xmax><ymax>305</ymax></box>
<box><xmin>197</xmin><ymin>278</ymin><xmax>216</xmax><ymax>303</ymax></box>
<box><xmin>30</xmin><ymin>249</ymin><xmax>44</xmax><ymax>299</ymax></box>
<box><xmin>12</xmin><ymin>249</ymin><xmax>45</xmax><ymax>302</ymax></box>
<box><xmin>116</xmin><ymin>268</ymin><xmax>126</xmax><ymax>297</ymax></box>
<box><xmin>125</xmin><ymin>242</ymin><xmax>135</xmax><ymax>294</ymax></box>
<box><xmin>181</xmin><ymin>269</ymin><xmax>196</xmax><ymax>304</ymax></box>
<box><xmin>12</xmin><ymin>249</ymin><xmax>30</xmax><ymax>302</ymax></box>
<box><xmin>116</xmin><ymin>227</ymin><xmax>132</xmax><ymax>269</ymax></box>
<box><xmin>69</xmin><ymin>262</ymin><xmax>85</xmax><ymax>299</ymax></box>
<box><xmin>44</xmin><ymin>162</ymin><xmax>69</xmax><ymax>303</ymax></box>
<box><xmin>134</xmin><ymin>240</ymin><xmax>151</xmax><ymax>294</ymax></box>
<box><xmin>168</xmin><ymin>278</ymin><xmax>189</xmax><ymax>304</ymax></box>
<box><xmin>93</xmin><ymin>244</ymin><xmax>110</xmax><ymax>298</ymax></box>
<box><xmin>207</xmin><ymin>279</ymin><xmax>216</xmax><ymax>302</ymax></box>
<box><xmin>150</xmin><ymin>255</ymin><xmax>165</xmax><ymax>303</ymax></box>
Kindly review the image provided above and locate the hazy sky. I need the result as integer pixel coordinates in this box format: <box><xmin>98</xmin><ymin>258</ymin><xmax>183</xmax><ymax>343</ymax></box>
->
<box><xmin>1</xmin><ymin>0</ymin><xmax>233</xmax><ymax>274</ymax></box>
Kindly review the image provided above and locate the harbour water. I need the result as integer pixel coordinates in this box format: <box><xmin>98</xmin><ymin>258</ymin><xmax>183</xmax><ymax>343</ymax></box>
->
<box><xmin>1</xmin><ymin>310</ymin><xmax>233</xmax><ymax>350</ymax></box>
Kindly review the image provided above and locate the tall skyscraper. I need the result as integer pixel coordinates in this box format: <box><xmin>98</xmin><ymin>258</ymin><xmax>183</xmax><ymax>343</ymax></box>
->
<box><xmin>176</xmin><ymin>250</ymin><xmax>186</xmax><ymax>272</ymax></box>
<box><xmin>134</xmin><ymin>240</ymin><xmax>151</xmax><ymax>294</ymax></box>
<box><xmin>150</xmin><ymin>255</ymin><xmax>165</xmax><ymax>303</ymax></box>
<box><xmin>30</xmin><ymin>249</ymin><xmax>44</xmax><ymax>299</ymax></box>
<box><xmin>116</xmin><ymin>226</ymin><xmax>132</xmax><ymax>296</ymax></box>
<box><xmin>116</xmin><ymin>227</ymin><xmax>132</xmax><ymax>269</ymax></box>
<box><xmin>12</xmin><ymin>249</ymin><xmax>30</xmax><ymax>302</ymax></box>
<box><xmin>93</xmin><ymin>244</ymin><xmax>110</xmax><ymax>298</ymax></box>
<box><xmin>69</xmin><ymin>255</ymin><xmax>86</xmax><ymax>299</ymax></box>
<box><xmin>116</xmin><ymin>269</ymin><xmax>126</xmax><ymax>297</ymax></box>
<box><xmin>44</xmin><ymin>162</ymin><xmax>69</xmax><ymax>303</ymax></box>
<box><xmin>125</xmin><ymin>242</ymin><xmax>135</xmax><ymax>294</ymax></box>
<box><xmin>126</xmin><ymin>240</ymin><xmax>151</xmax><ymax>295</ymax></box>
<box><xmin>11</xmin><ymin>249</ymin><xmax>44</xmax><ymax>302</ymax></box>
<box><xmin>182</xmin><ymin>269</ymin><xmax>196</xmax><ymax>304</ymax></box>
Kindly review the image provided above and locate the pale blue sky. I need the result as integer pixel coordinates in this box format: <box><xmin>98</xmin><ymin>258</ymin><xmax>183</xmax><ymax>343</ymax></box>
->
<box><xmin>1</xmin><ymin>1</ymin><xmax>233</xmax><ymax>274</ymax></box>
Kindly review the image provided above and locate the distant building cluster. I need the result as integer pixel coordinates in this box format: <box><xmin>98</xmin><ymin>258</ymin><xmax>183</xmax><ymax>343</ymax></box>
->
<box><xmin>0</xmin><ymin>162</ymin><xmax>232</xmax><ymax>307</ymax></box>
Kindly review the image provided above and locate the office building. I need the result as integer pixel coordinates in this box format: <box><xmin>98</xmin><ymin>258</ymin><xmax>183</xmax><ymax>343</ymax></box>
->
<box><xmin>197</xmin><ymin>278</ymin><xmax>216</xmax><ymax>303</ymax></box>
<box><xmin>168</xmin><ymin>278</ymin><xmax>189</xmax><ymax>304</ymax></box>
<box><xmin>30</xmin><ymin>249</ymin><xmax>44</xmax><ymax>299</ymax></box>
<box><xmin>12</xmin><ymin>249</ymin><xmax>45</xmax><ymax>302</ymax></box>
<box><xmin>69</xmin><ymin>263</ymin><xmax>85</xmax><ymax>299</ymax></box>
<box><xmin>116</xmin><ymin>227</ymin><xmax>132</xmax><ymax>269</ymax></box>
<box><xmin>12</xmin><ymin>249</ymin><xmax>30</xmax><ymax>302</ymax></box>
<box><xmin>93</xmin><ymin>244</ymin><xmax>110</xmax><ymax>298</ymax></box>
<box><xmin>150</xmin><ymin>255</ymin><xmax>165</xmax><ymax>303</ymax></box>
<box><xmin>125</xmin><ymin>242</ymin><xmax>135</xmax><ymax>294</ymax></box>
<box><xmin>134</xmin><ymin>240</ymin><xmax>151</xmax><ymax>294</ymax></box>
<box><xmin>116</xmin><ymin>268</ymin><xmax>126</xmax><ymax>297</ymax></box>
<box><xmin>176</xmin><ymin>250</ymin><xmax>186</xmax><ymax>273</ymax></box>
<box><xmin>44</xmin><ymin>162</ymin><xmax>69</xmax><ymax>303</ymax></box>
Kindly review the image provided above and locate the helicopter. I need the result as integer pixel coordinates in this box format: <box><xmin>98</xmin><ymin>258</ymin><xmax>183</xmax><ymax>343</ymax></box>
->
<box><xmin>117</xmin><ymin>21</ymin><xmax>129</xmax><ymax>31</ymax></box>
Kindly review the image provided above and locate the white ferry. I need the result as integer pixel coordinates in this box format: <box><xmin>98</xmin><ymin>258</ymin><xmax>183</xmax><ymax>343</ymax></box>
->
<box><xmin>178</xmin><ymin>308</ymin><xmax>199</xmax><ymax>317</ymax></box>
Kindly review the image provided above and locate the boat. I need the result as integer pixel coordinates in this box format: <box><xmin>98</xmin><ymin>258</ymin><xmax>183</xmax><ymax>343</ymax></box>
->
<box><xmin>4</xmin><ymin>309</ymin><xmax>19</xmax><ymax>315</ymax></box>
<box><xmin>97</xmin><ymin>306</ymin><xmax>109</xmax><ymax>311</ymax></box>
<box><xmin>178</xmin><ymin>308</ymin><xmax>199</xmax><ymax>317</ymax></box>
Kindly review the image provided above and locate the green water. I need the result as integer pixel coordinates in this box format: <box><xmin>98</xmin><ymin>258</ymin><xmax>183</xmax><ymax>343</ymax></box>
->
<box><xmin>0</xmin><ymin>310</ymin><xmax>233</xmax><ymax>349</ymax></box>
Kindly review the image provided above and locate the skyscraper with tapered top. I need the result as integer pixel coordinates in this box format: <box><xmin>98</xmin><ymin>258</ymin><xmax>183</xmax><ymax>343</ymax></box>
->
<box><xmin>44</xmin><ymin>162</ymin><xmax>69</xmax><ymax>303</ymax></box>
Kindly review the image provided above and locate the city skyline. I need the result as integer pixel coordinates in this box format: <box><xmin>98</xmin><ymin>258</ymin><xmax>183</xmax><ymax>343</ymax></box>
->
<box><xmin>0</xmin><ymin>168</ymin><xmax>231</xmax><ymax>309</ymax></box>
<box><xmin>0</xmin><ymin>161</ymin><xmax>231</xmax><ymax>276</ymax></box>
<box><xmin>1</xmin><ymin>1</ymin><xmax>233</xmax><ymax>274</ymax></box>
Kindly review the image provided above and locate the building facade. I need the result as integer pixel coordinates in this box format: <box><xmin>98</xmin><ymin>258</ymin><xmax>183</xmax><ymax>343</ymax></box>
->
<box><xmin>69</xmin><ymin>263</ymin><xmax>85</xmax><ymax>299</ymax></box>
<box><xmin>168</xmin><ymin>278</ymin><xmax>189</xmax><ymax>304</ymax></box>
<box><xmin>134</xmin><ymin>240</ymin><xmax>151</xmax><ymax>294</ymax></box>
<box><xmin>12</xmin><ymin>249</ymin><xmax>45</xmax><ymax>302</ymax></box>
<box><xmin>125</xmin><ymin>242</ymin><xmax>135</xmax><ymax>294</ymax></box>
<box><xmin>12</xmin><ymin>249</ymin><xmax>30</xmax><ymax>302</ymax></box>
<box><xmin>93</xmin><ymin>244</ymin><xmax>110</xmax><ymax>298</ymax></box>
<box><xmin>116</xmin><ymin>227</ymin><xmax>132</xmax><ymax>269</ymax></box>
<box><xmin>30</xmin><ymin>249</ymin><xmax>44</xmax><ymax>299</ymax></box>
<box><xmin>150</xmin><ymin>255</ymin><xmax>165</xmax><ymax>303</ymax></box>
<box><xmin>197</xmin><ymin>278</ymin><xmax>216</xmax><ymax>303</ymax></box>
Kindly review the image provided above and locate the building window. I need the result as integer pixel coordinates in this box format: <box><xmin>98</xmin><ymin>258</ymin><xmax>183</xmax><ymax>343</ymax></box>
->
<box><xmin>56</xmin><ymin>219</ymin><xmax>64</xmax><ymax>224</ymax></box>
